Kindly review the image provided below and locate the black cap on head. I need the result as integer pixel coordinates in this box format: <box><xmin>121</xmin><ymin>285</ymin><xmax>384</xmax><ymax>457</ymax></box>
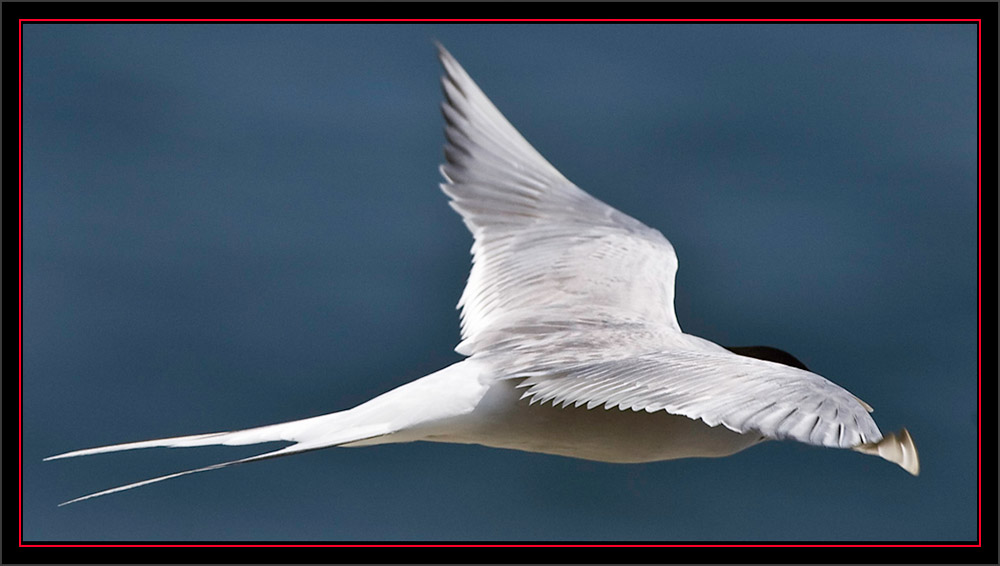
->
<box><xmin>724</xmin><ymin>345</ymin><xmax>810</xmax><ymax>371</ymax></box>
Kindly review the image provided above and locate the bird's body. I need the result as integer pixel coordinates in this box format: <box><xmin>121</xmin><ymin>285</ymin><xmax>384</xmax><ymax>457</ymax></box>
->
<box><xmin>48</xmin><ymin>44</ymin><xmax>918</xmax><ymax>506</ymax></box>
<box><xmin>347</xmin><ymin>359</ymin><xmax>766</xmax><ymax>464</ymax></box>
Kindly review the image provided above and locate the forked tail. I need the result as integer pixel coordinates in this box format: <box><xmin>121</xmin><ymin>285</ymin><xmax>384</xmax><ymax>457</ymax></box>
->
<box><xmin>47</xmin><ymin>360</ymin><xmax>485</xmax><ymax>505</ymax></box>
<box><xmin>45</xmin><ymin>410</ymin><xmax>395</xmax><ymax>506</ymax></box>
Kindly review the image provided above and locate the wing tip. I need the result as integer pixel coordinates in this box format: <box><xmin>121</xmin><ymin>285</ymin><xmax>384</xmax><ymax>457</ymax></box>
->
<box><xmin>432</xmin><ymin>38</ymin><xmax>450</xmax><ymax>60</ymax></box>
<box><xmin>434</xmin><ymin>40</ymin><xmax>461</xmax><ymax>78</ymax></box>
<box><xmin>434</xmin><ymin>40</ymin><xmax>463</xmax><ymax>73</ymax></box>
<box><xmin>853</xmin><ymin>427</ymin><xmax>920</xmax><ymax>476</ymax></box>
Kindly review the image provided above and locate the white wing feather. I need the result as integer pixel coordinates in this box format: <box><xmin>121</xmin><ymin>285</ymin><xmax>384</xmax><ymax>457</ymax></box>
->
<box><xmin>506</xmin><ymin>345</ymin><xmax>918</xmax><ymax>474</ymax></box>
<box><xmin>437</xmin><ymin>45</ymin><xmax>682</xmax><ymax>356</ymax></box>
<box><xmin>510</xmin><ymin>349</ymin><xmax>881</xmax><ymax>449</ymax></box>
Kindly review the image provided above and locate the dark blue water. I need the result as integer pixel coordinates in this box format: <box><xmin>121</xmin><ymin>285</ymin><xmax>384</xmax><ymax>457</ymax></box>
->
<box><xmin>22</xmin><ymin>23</ymin><xmax>978</xmax><ymax>541</ymax></box>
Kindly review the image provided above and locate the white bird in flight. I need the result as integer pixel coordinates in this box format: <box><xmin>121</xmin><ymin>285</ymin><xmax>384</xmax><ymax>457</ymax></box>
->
<box><xmin>48</xmin><ymin>44</ymin><xmax>919</xmax><ymax>506</ymax></box>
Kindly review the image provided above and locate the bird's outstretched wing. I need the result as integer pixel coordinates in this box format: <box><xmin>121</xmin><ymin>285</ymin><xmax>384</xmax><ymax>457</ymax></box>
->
<box><xmin>514</xmin><ymin>349</ymin><xmax>881</xmax><ymax>449</ymax></box>
<box><xmin>501</xmin><ymin>345</ymin><xmax>918</xmax><ymax>475</ymax></box>
<box><xmin>437</xmin><ymin>45</ymin><xmax>682</xmax><ymax>356</ymax></box>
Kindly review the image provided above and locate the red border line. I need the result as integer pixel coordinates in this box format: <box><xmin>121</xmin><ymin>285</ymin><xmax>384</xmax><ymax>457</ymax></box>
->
<box><xmin>975</xmin><ymin>18</ymin><xmax>982</xmax><ymax>547</ymax></box>
<box><xmin>19</xmin><ymin>17</ymin><xmax>25</xmax><ymax>548</ymax></box>
<box><xmin>17</xmin><ymin>18</ymin><xmax>983</xmax><ymax>23</ymax></box>
<box><xmin>19</xmin><ymin>542</ymin><xmax>986</xmax><ymax>548</ymax></box>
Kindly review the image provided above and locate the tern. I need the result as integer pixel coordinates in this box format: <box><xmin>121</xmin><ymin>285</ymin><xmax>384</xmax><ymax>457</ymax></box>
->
<box><xmin>47</xmin><ymin>45</ymin><xmax>919</xmax><ymax>506</ymax></box>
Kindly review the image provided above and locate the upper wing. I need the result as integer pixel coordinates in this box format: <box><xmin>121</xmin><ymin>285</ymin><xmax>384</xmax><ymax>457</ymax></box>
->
<box><xmin>437</xmin><ymin>45</ymin><xmax>682</xmax><ymax>355</ymax></box>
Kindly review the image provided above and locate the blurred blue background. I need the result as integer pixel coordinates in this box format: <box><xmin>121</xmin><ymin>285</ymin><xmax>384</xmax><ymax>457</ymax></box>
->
<box><xmin>22</xmin><ymin>23</ymin><xmax>978</xmax><ymax>542</ymax></box>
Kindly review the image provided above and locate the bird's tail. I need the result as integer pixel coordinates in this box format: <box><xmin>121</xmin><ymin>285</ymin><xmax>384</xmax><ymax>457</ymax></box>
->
<box><xmin>47</xmin><ymin>360</ymin><xmax>484</xmax><ymax>505</ymax></box>
<box><xmin>45</xmin><ymin>409</ymin><xmax>396</xmax><ymax>506</ymax></box>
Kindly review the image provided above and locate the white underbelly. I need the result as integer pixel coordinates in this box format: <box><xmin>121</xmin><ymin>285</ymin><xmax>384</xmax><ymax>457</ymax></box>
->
<box><xmin>402</xmin><ymin>379</ymin><xmax>766</xmax><ymax>463</ymax></box>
